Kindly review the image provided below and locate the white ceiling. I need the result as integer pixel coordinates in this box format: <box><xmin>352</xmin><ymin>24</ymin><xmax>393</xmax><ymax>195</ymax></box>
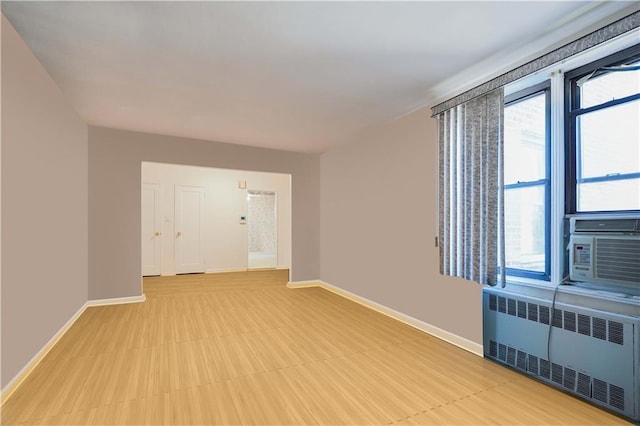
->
<box><xmin>2</xmin><ymin>1</ymin><xmax>637</xmax><ymax>153</ymax></box>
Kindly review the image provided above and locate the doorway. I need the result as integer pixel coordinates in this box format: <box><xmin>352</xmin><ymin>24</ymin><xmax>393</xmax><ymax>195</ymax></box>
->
<box><xmin>141</xmin><ymin>162</ymin><xmax>291</xmax><ymax>277</ymax></box>
<box><xmin>247</xmin><ymin>190</ymin><xmax>277</xmax><ymax>269</ymax></box>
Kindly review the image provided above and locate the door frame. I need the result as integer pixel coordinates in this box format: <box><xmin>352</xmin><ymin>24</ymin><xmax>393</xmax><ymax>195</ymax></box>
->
<box><xmin>247</xmin><ymin>189</ymin><xmax>278</xmax><ymax>269</ymax></box>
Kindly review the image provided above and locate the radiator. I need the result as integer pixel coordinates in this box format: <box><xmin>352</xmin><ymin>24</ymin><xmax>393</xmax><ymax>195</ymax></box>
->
<box><xmin>483</xmin><ymin>287</ymin><xmax>639</xmax><ymax>422</ymax></box>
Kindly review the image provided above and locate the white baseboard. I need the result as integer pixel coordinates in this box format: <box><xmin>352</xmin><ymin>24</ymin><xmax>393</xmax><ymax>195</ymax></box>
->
<box><xmin>287</xmin><ymin>280</ymin><xmax>483</xmax><ymax>357</ymax></box>
<box><xmin>206</xmin><ymin>268</ymin><xmax>248</xmax><ymax>274</ymax></box>
<box><xmin>1</xmin><ymin>293</ymin><xmax>147</xmax><ymax>405</ymax></box>
<box><xmin>86</xmin><ymin>294</ymin><xmax>146</xmax><ymax>307</ymax></box>
<box><xmin>287</xmin><ymin>280</ymin><xmax>324</xmax><ymax>288</ymax></box>
<box><xmin>1</xmin><ymin>300</ymin><xmax>88</xmax><ymax>405</ymax></box>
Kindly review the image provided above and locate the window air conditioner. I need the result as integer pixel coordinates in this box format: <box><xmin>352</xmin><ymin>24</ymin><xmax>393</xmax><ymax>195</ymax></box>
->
<box><xmin>569</xmin><ymin>215</ymin><xmax>640</xmax><ymax>292</ymax></box>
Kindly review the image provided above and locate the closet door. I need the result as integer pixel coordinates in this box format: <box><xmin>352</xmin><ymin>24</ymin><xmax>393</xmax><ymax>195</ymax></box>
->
<box><xmin>175</xmin><ymin>185</ymin><xmax>206</xmax><ymax>274</ymax></box>
<box><xmin>142</xmin><ymin>183</ymin><xmax>162</xmax><ymax>276</ymax></box>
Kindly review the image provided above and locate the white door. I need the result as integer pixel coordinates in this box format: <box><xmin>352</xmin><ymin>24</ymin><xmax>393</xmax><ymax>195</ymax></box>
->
<box><xmin>142</xmin><ymin>183</ymin><xmax>162</xmax><ymax>276</ymax></box>
<box><xmin>175</xmin><ymin>185</ymin><xmax>206</xmax><ymax>274</ymax></box>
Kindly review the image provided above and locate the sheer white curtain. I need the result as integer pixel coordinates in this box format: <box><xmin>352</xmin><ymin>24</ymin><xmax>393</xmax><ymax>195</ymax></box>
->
<box><xmin>437</xmin><ymin>89</ymin><xmax>505</xmax><ymax>286</ymax></box>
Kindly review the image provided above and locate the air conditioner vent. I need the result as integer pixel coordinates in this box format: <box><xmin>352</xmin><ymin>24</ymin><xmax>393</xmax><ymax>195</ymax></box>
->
<box><xmin>610</xmin><ymin>384</ymin><xmax>625</xmax><ymax>411</ymax></box>
<box><xmin>573</xmin><ymin>218</ymin><xmax>639</xmax><ymax>233</ymax></box>
<box><xmin>552</xmin><ymin>363</ymin><xmax>563</xmax><ymax>385</ymax></box>
<box><xmin>508</xmin><ymin>298</ymin><xmax>517</xmax><ymax>316</ymax></box>
<box><xmin>564</xmin><ymin>311</ymin><xmax>576</xmax><ymax>332</ymax></box>
<box><xmin>564</xmin><ymin>368</ymin><xmax>576</xmax><ymax>391</ymax></box>
<box><xmin>489</xmin><ymin>294</ymin><xmax>497</xmax><ymax>311</ymax></box>
<box><xmin>608</xmin><ymin>321</ymin><xmax>623</xmax><ymax>345</ymax></box>
<box><xmin>577</xmin><ymin>373</ymin><xmax>591</xmax><ymax>398</ymax></box>
<box><xmin>596</xmin><ymin>239</ymin><xmax>640</xmax><ymax>282</ymax></box>
<box><xmin>593</xmin><ymin>379</ymin><xmax>607</xmax><ymax>403</ymax></box>
<box><xmin>528</xmin><ymin>355</ymin><xmax>539</xmax><ymax>375</ymax></box>
<box><xmin>593</xmin><ymin>317</ymin><xmax>607</xmax><ymax>340</ymax></box>
<box><xmin>539</xmin><ymin>306</ymin><xmax>550</xmax><ymax>325</ymax></box>
<box><xmin>578</xmin><ymin>314</ymin><xmax>591</xmax><ymax>336</ymax></box>
<box><xmin>528</xmin><ymin>303</ymin><xmax>538</xmax><ymax>322</ymax></box>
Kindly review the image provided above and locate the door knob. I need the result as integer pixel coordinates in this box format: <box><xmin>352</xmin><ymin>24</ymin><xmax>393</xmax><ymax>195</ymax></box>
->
<box><xmin>154</xmin><ymin>232</ymin><xmax>161</xmax><ymax>237</ymax></box>
<box><xmin>176</xmin><ymin>231</ymin><xmax>182</xmax><ymax>237</ymax></box>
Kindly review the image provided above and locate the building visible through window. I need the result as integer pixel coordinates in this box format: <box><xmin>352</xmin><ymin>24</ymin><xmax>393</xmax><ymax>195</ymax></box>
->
<box><xmin>566</xmin><ymin>46</ymin><xmax>640</xmax><ymax>213</ymax></box>
<box><xmin>504</xmin><ymin>83</ymin><xmax>550</xmax><ymax>280</ymax></box>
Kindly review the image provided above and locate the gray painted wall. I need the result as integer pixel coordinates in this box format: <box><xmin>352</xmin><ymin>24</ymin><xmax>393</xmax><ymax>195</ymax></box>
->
<box><xmin>1</xmin><ymin>15</ymin><xmax>89</xmax><ymax>388</ymax></box>
<box><xmin>88</xmin><ymin>127</ymin><xmax>320</xmax><ymax>300</ymax></box>
<box><xmin>320</xmin><ymin>108</ymin><xmax>483</xmax><ymax>344</ymax></box>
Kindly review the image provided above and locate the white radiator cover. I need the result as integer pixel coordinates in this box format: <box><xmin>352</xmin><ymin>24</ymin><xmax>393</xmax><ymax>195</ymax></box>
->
<box><xmin>483</xmin><ymin>287</ymin><xmax>639</xmax><ymax>422</ymax></box>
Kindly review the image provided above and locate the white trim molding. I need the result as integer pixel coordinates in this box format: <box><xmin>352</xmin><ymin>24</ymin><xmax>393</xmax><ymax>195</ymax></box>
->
<box><xmin>1</xmin><ymin>293</ymin><xmax>146</xmax><ymax>405</ymax></box>
<box><xmin>286</xmin><ymin>280</ymin><xmax>324</xmax><ymax>288</ymax></box>
<box><xmin>1</xmin><ymin>301</ymin><xmax>87</xmax><ymax>405</ymax></box>
<box><xmin>86</xmin><ymin>294</ymin><xmax>146</xmax><ymax>307</ymax></box>
<box><xmin>206</xmin><ymin>268</ymin><xmax>247</xmax><ymax>274</ymax></box>
<box><xmin>287</xmin><ymin>280</ymin><xmax>483</xmax><ymax>357</ymax></box>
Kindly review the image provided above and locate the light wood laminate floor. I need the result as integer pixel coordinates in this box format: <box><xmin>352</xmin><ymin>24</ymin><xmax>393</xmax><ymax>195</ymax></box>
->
<box><xmin>1</xmin><ymin>270</ymin><xmax>630</xmax><ymax>425</ymax></box>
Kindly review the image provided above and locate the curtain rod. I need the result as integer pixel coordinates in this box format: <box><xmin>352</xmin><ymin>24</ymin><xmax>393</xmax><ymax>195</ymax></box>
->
<box><xmin>430</xmin><ymin>10</ymin><xmax>640</xmax><ymax>117</ymax></box>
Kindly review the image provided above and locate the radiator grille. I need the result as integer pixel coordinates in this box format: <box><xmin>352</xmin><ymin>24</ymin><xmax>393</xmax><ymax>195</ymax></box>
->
<box><xmin>489</xmin><ymin>340</ymin><xmax>497</xmax><ymax>357</ymax></box>
<box><xmin>540</xmin><ymin>359</ymin><xmax>551</xmax><ymax>380</ymax></box>
<box><xmin>608</xmin><ymin>321</ymin><xmax>623</xmax><ymax>345</ymax></box>
<box><xmin>484</xmin><ymin>291</ymin><xmax>633</xmax><ymax>417</ymax></box>
<box><xmin>609</xmin><ymin>384</ymin><xmax>625</xmax><ymax>411</ymax></box>
<box><xmin>485</xmin><ymin>341</ymin><xmax>627</xmax><ymax>414</ymax></box>
<box><xmin>507</xmin><ymin>347</ymin><xmax>516</xmax><ymax>366</ymax></box>
<box><xmin>539</xmin><ymin>306</ymin><xmax>550</xmax><ymax>325</ymax></box>
<box><xmin>517</xmin><ymin>350</ymin><xmax>527</xmax><ymax>370</ymax></box>
<box><xmin>593</xmin><ymin>317</ymin><xmax>607</xmax><ymax>340</ymax></box>
<box><xmin>487</xmin><ymin>296</ymin><xmax>628</xmax><ymax>347</ymax></box>
<box><xmin>564</xmin><ymin>311</ymin><xmax>576</xmax><ymax>332</ymax></box>
<box><xmin>528</xmin><ymin>303</ymin><xmax>538</xmax><ymax>322</ymax></box>
<box><xmin>498</xmin><ymin>343</ymin><xmax>506</xmax><ymax>361</ymax></box>
<box><xmin>552</xmin><ymin>309</ymin><xmax>563</xmax><ymax>328</ymax></box>
<box><xmin>563</xmin><ymin>367</ymin><xmax>576</xmax><ymax>391</ymax></box>
<box><xmin>498</xmin><ymin>296</ymin><xmax>506</xmax><ymax>313</ymax></box>
<box><xmin>593</xmin><ymin>379</ymin><xmax>607</xmax><ymax>403</ymax></box>
<box><xmin>577</xmin><ymin>373</ymin><xmax>591</xmax><ymax>397</ymax></box>
<box><xmin>595</xmin><ymin>238</ymin><xmax>640</xmax><ymax>282</ymax></box>
<box><xmin>578</xmin><ymin>314</ymin><xmax>591</xmax><ymax>336</ymax></box>
<box><xmin>517</xmin><ymin>301</ymin><xmax>527</xmax><ymax>319</ymax></box>
<box><xmin>528</xmin><ymin>355</ymin><xmax>539</xmax><ymax>375</ymax></box>
<box><xmin>508</xmin><ymin>298</ymin><xmax>517</xmax><ymax>316</ymax></box>
<box><xmin>552</xmin><ymin>363</ymin><xmax>563</xmax><ymax>385</ymax></box>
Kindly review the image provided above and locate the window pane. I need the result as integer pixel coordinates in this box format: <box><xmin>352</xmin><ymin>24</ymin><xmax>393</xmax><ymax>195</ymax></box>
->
<box><xmin>504</xmin><ymin>93</ymin><xmax>546</xmax><ymax>184</ymax></box>
<box><xmin>505</xmin><ymin>185</ymin><xmax>545</xmax><ymax>272</ymax></box>
<box><xmin>578</xmin><ymin>99</ymin><xmax>640</xmax><ymax>179</ymax></box>
<box><xmin>580</xmin><ymin>60</ymin><xmax>640</xmax><ymax>109</ymax></box>
<box><xmin>578</xmin><ymin>178</ymin><xmax>640</xmax><ymax>212</ymax></box>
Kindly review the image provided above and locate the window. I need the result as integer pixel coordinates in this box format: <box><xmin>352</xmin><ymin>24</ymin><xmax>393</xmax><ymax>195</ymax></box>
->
<box><xmin>565</xmin><ymin>45</ymin><xmax>640</xmax><ymax>213</ymax></box>
<box><xmin>504</xmin><ymin>82</ymin><xmax>551</xmax><ymax>280</ymax></box>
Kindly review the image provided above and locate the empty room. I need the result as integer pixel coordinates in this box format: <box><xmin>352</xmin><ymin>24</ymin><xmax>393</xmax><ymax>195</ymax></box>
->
<box><xmin>2</xmin><ymin>1</ymin><xmax>639</xmax><ymax>425</ymax></box>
